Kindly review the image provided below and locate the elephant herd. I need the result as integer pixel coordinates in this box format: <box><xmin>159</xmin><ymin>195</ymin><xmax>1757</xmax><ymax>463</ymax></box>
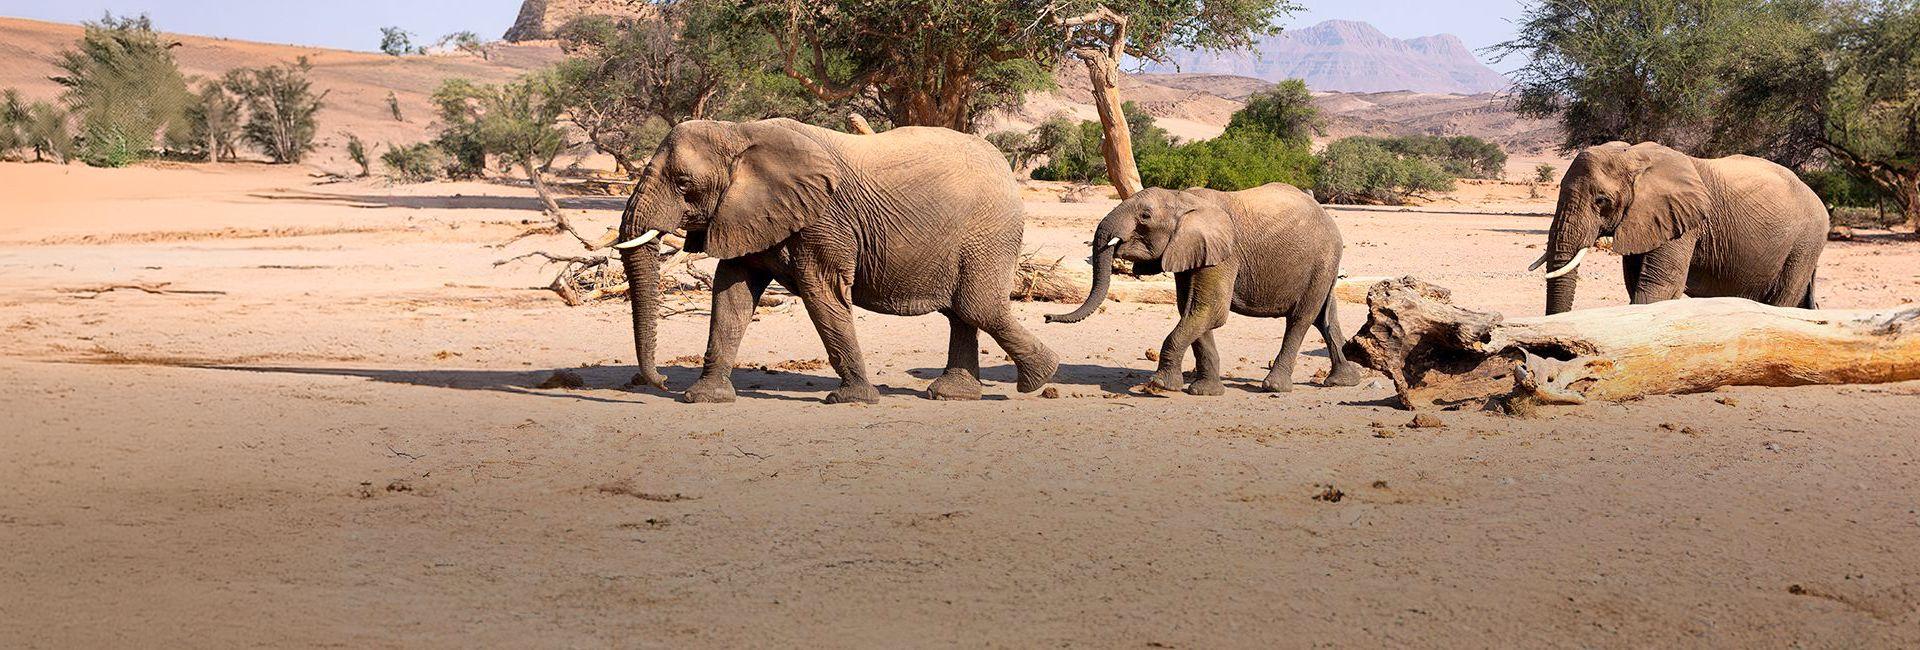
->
<box><xmin>607</xmin><ymin>118</ymin><xmax>1831</xmax><ymax>404</ymax></box>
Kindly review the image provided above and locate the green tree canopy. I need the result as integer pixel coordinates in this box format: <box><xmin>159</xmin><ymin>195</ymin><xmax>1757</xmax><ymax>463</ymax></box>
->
<box><xmin>1223</xmin><ymin>78</ymin><xmax>1321</xmax><ymax>146</ymax></box>
<box><xmin>53</xmin><ymin>14</ymin><xmax>191</xmax><ymax>167</ymax></box>
<box><xmin>224</xmin><ymin>59</ymin><xmax>325</xmax><ymax>164</ymax></box>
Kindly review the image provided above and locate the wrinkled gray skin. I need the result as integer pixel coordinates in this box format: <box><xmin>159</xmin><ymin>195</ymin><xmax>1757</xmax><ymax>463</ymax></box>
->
<box><xmin>1049</xmin><ymin>184</ymin><xmax>1363</xmax><ymax>395</ymax></box>
<box><xmin>1543</xmin><ymin>141</ymin><xmax>1829</xmax><ymax>315</ymax></box>
<box><xmin>619</xmin><ymin>118</ymin><xmax>1058</xmax><ymax>404</ymax></box>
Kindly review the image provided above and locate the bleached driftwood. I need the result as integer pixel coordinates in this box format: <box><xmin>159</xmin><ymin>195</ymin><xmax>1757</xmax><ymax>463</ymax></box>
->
<box><xmin>1344</xmin><ymin>277</ymin><xmax>1920</xmax><ymax>409</ymax></box>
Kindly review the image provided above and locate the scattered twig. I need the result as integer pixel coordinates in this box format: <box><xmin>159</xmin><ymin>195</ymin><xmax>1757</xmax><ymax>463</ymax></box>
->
<box><xmin>59</xmin><ymin>283</ymin><xmax>228</xmax><ymax>299</ymax></box>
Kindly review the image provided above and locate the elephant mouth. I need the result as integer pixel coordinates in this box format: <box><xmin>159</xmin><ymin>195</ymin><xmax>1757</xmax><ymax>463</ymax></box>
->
<box><xmin>682</xmin><ymin>228</ymin><xmax>708</xmax><ymax>254</ymax></box>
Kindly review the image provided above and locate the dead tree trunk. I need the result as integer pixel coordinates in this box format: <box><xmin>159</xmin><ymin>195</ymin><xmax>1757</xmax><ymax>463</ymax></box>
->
<box><xmin>1344</xmin><ymin>277</ymin><xmax>1920</xmax><ymax>409</ymax></box>
<box><xmin>1060</xmin><ymin>7</ymin><xmax>1142</xmax><ymax>199</ymax></box>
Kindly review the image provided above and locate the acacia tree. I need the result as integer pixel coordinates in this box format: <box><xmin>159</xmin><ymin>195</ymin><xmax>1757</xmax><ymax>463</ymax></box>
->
<box><xmin>53</xmin><ymin>14</ymin><xmax>191</xmax><ymax>167</ymax></box>
<box><xmin>551</xmin><ymin>4</ymin><xmax>775</xmax><ymax>177</ymax></box>
<box><xmin>1224</xmin><ymin>78</ymin><xmax>1321</xmax><ymax>146</ymax></box>
<box><xmin>187</xmin><ymin>80</ymin><xmax>243</xmax><ymax>162</ymax></box>
<box><xmin>726</xmin><ymin>1</ymin><xmax>1296</xmax><ymax>198</ymax></box>
<box><xmin>1809</xmin><ymin>1</ymin><xmax>1920</xmax><ymax>231</ymax></box>
<box><xmin>730</xmin><ymin>1</ymin><xmax>1051</xmax><ymax>132</ymax></box>
<box><xmin>434</xmin><ymin>75</ymin><xmax>594</xmax><ymax>244</ymax></box>
<box><xmin>1045</xmin><ymin>0</ymin><xmax>1299</xmax><ymax>197</ymax></box>
<box><xmin>225</xmin><ymin>59</ymin><xmax>326</xmax><ymax>164</ymax></box>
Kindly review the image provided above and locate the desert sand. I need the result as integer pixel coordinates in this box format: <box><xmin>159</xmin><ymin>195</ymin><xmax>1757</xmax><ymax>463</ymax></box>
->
<box><xmin>3</xmin><ymin>158</ymin><xmax>1919</xmax><ymax>647</ymax></box>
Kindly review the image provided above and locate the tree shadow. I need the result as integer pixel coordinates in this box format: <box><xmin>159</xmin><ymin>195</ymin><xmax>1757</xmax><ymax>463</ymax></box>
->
<box><xmin>198</xmin><ymin>363</ymin><xmax>921</xmax><ymax>403</ymax></box>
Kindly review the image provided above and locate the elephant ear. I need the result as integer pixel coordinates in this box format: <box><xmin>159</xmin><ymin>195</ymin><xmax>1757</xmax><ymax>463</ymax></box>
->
<box><xmin>1162</xmin><ymin>197</ymin><xmax>1236</xmax><ymax>274</ymax></box>
<box><xmin>705</xmin><ymin>121</ymin><xmax>840</xmax><ymax>259</ymax></box>
<box><xmin>1615</xmin><ymin>145</ymin><xmax>1709</xmax><ymax>255</ymax></box>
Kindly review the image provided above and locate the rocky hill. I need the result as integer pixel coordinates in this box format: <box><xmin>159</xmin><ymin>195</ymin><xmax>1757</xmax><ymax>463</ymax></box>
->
<box><xmin>1144</xmin><ymin>20</ymin><xmax>1511</xmax><ymax>95</ymax></box>
<box><xmin>503</xmin><ymin>0</ymin><xmax>648</xmax><ymax>41</ymax></box>
<box><xmin>993</xmin><ymin>70</ymin><xmax>1558</xmax><ymax>155</ymax></box>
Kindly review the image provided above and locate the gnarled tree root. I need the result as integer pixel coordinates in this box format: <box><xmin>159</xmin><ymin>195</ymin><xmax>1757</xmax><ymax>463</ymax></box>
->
<box><xmin>1344</xmin><ymin>277</ymin><xmax>1920</xmax><ymax>410</ymax></box>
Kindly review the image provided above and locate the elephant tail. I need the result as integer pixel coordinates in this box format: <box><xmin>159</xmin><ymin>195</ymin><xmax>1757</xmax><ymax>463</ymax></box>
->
<box><xmin>1800</xmin><ymin>271</ymin><xmax>1818</xmax><ymax>310</ymax></box>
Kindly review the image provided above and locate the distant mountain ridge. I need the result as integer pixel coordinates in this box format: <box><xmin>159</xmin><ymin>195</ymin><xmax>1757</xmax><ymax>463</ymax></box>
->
<box><xmin>1143</xmin><ymin>20</ymin><xmax>1511</xmax><ymax>95</ymax></box>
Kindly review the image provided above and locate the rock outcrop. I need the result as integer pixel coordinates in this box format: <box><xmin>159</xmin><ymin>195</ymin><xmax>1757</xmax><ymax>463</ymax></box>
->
<box><xmin>502</xmin><ymin>0</ymin><xmax>647</xmax><ymax>41</ymax></box>
<box><xmin>1143</xmin><ymin>20</ymin><xmax>1511</xmax><ymax>95</ymax></box>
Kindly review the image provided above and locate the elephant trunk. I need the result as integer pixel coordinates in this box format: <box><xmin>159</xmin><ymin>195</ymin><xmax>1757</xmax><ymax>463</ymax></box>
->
<box><xmin>1545</xmin><ymin>260</ymin><xmax>1578</xmax><ymax>315</ymax></box>
<box><xmin>1047</xmin><ymin>237</ymin><xmax>1117</xmax><ymax>324</ymax></box>
<box><xmin>1543</xmin><ymin>194</ymin><xmax>1594</xmax><ymax>316</ymax></box>
<box><xmin>622</xmin><ymin>247</ymin><xmax>666</xmax><ymax>389</ymax></box>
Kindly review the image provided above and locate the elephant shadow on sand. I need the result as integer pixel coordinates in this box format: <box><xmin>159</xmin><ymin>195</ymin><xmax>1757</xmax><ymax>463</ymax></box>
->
<box><xmin>200</xmin><ymin>364</ymin><xmax>921</xmax><ymax>403</ymax></box>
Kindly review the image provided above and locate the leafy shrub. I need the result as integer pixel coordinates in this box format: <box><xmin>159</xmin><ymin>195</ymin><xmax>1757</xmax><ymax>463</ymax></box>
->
<box><xmin>186</xmin><ymin>81</ymin><xmax>243</xmax><ymax>162</ymax></box>
<box><xmin>1314</xmin><ymin>137</ymin><xmax>1455</xmax><ymax>204</ymax></box>
<box><xmin>1800</xmin><ymin>168</ymin><xmax>1881</xmax><ymax>209</ymax></box>
<box><xmin>345</xmin><ymin>134</ymin><xmax>371</xmax><ymax>177</ymax></box>
<box><xmin>1139</xmin><ymin>132</ymin><xmax>1316</xmax><ymax>191</ymax></box>
<box><xmin>1534</xmin><ymin>162</ymin><xmax>1557</xmax><ymax>184</ymax></box>
<box><xmin>1224</xmin><ymin>79</ymin><xmax>1322</xmax><ymax>146</ymax></box>
<box><xmin>381</xmin><ymin>142</ymin><xmax>443</xmax><ymax>182</ymax></box>
<box><xmin>1341</xmin><ymin>135</ymin><xmax>1507</xmax><ymax>180</ymax></box>
<box><xmin>225</xmin><ymin>59</ymin><xmax>324</xmax><ymax>164</ymax></box>
<box><xmin>54</xmin><ymin>14</ymin><xmax>191</xmax><ymax>167</ymax></box>
<box><xmin>380</xmin><ymin>27</ymin><xmax>417</xmax><ymax>57</ymax></box>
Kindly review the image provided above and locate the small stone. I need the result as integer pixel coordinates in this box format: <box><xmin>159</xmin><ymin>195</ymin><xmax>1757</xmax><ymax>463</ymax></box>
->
<box><xmin>1040</xmin><ymin>386</ymin><xmax>1061</xmax><ymax>399</ymax></box>
<box><xmin>1312</xmin><ymin>485</ymin><xmax>1344</xmax><ymax>503</ymax></box>
<box><xmin>1372</xmin><ymin>428</ymin><xmax>1396</xmax><ymax>439</ymax></box>
<box><xmin>1407</xmin><ymin>413</ymin><xmax>1446</xmax><ymax>429</ymax></box>
<box><xmin>1144</xmin><ymin>348</ymin><xmax>1160</xmax><ymax>362</ymax></box>
<box><xmin>1715</xmin><ymin>396</ymin><xmax>1739</xmax><ymax>406</ymax></box>
<box><xmin>1827</xmin><ymin>225</ymin><xmax>1854</xmax><ymax>241</ymax></box>
<box><xmin>1764</xmin><ymin>442</ymin><xmax>1783</xmax><ymax>452</ymax></box>
<box><xmin>538</xmin><ymin>369</ymin><xmax>586</xmax><ymax>389</ymax></box>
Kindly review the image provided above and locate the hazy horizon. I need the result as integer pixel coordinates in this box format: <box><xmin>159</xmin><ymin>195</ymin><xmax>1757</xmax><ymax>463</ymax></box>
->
<box><xmin>0</xmin><ymin>1</ymin><xmax>1527</xmax><ymax>71</ymax></box>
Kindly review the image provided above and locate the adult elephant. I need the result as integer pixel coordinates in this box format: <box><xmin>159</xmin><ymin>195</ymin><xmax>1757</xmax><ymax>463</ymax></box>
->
<box><xmin>1532</xmin><ymin>142</ymin><xmax>1829</xmax><ymax>314</ymax></box>
<box><xmin>611</xmin><ymin>118</ymin><xmax>1057</xmax><ymax>404</ymax></box>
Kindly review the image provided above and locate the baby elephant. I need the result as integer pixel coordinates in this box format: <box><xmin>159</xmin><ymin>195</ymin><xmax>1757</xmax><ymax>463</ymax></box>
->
<box><xmin>1048</xmin><ymin>184</ymin><xmax>1362</xmax><ymax>395</ymax></box>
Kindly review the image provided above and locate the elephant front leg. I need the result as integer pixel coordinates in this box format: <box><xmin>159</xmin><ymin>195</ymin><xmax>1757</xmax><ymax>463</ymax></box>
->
<box><xmin>681</xmin><ymin>260</ymin><xmax>770</xmax><ymax>404</ymax></box>
<box><xmin>793</xmin><ymin>262</ymin><xmax>879</xmax><ymax>404</ymax></box>
<box><xmin>1628</xmin><ymin>236</ymin><xmax>1696</xmax><ymax>304</ymax></box>
<box><xmin>1143</xmin><ymin>267</ymin><xmax>1230</xmax><ymax>394</ymax></box>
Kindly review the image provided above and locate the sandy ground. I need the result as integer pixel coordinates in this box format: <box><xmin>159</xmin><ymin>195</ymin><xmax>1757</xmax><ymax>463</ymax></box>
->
<box><xmin>3</xmin><ymin>160</ymin><xmax>1920</xmax><ymax>647</ymax></box>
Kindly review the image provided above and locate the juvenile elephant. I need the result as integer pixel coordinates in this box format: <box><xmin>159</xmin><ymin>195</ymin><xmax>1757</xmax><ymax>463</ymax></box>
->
<box><xmin>613</xmin><ymin>118</ymin><xmax>1058</xmax><ymax>404</ymax></box>
<box><xmin>1533</xmin><ymin>141</ymin><xmax>1829</xmax><ymax>314</ymax></box>
<box><xmin>1047</xmin><ymin>184</ymin><xmax>1363</xmax><ymax>395</ymax></box>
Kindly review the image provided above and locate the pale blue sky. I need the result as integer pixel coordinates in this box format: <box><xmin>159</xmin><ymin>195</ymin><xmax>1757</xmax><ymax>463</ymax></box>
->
<box><xmin>0</xmin><ymin>1</ymin><xmax>1528</xmax><ymax>70</ymax></box>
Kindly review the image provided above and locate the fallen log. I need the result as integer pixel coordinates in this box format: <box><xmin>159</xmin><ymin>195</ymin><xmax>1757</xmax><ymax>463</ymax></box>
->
<box><xmin>1344</xmin><ymin>277</ymin><xmax>1920</xmax><ymax>409</ymax></box>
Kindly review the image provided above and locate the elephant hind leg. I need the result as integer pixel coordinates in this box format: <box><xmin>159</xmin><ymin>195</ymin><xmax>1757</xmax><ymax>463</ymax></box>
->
<box><xmin>967</xmin><ymin>308</ymin><xmax>1058</xmax><ymax>393</ymax></box>
<box><xmin>926</xmin><ymin>310</ymin><xmax>984</xmax><ymax>401</ymax></box>
<box><xmin>1316</xmin><ymin>292</ymin><xmax>1364</xmax><ymax>387</ymax></box>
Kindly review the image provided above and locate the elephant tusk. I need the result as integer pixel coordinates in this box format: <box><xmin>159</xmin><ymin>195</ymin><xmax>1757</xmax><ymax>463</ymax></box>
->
<box><xmin>591</xmin><ymin>229</ymin><xmax>622</xmax><ymax>249</ymax></box>
<box><xmin>1542</xmin><ymin>247</ymin><xmax>1591</xmax><ymax>279</ymax></box>
<box><xmin>1527</xmin><ymin>250</ymin><xmax>1550</xmax><ymax>272</ymax></box>
<box><xmin>612</xmin><ymin>229</ymin><xmax>662</xmax><ymax>250</ymax></box>
<box><xmin>1106</xmin><ymin>237</ymin><xmax>1122</xmax><ymax>247</ymax></box>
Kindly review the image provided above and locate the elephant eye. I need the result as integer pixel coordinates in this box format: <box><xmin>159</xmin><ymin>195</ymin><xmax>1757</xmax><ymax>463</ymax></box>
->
<box><xmin>1593</xmin><ymin>195</ymin><xmax>1613</xmax><ymax>208</ymax></box>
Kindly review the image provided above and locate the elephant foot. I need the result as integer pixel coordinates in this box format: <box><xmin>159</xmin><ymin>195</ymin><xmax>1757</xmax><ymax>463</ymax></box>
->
<box><xmin>627</xmin><ymin>367</ymin><xmax>668</xmax><ymax>391</ymax></box>
<box><xmin>1260</xmin><ymin>375</ymin><xmax>1295</xmax><ymax>393</ymax></box>
<box><xmin>1323</xmin><ymin>362</ymin><xmax>1364</xmax><ymax>387</ymax></box>
<box><xmin>679</xmin><ymin>377</ymin><xmax>736</xmax><ymax>404</ymax></box>
<box><xmin>1137</xmin><ymin>373</ymin><xmax>1182</xmax><ymax>394</ymax></box>
<box><xmin>1013</xmin><ymin>346</ymin><xmax>1060</xmax><ymax>393</ymax></box>
<box><xmin>825</xmin><ymin>382</ymin><xmax>880</xmax><ymax>405</ymax></box>
<box><xmin>925</xmin><ymin>370</ymin><xmax>982</xmax><ymax>401</ymax></box>
<box><xmin>1184</xmin><ymin>378</ymin><xmax>1225</xmax><ymax>396</ymax></box>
